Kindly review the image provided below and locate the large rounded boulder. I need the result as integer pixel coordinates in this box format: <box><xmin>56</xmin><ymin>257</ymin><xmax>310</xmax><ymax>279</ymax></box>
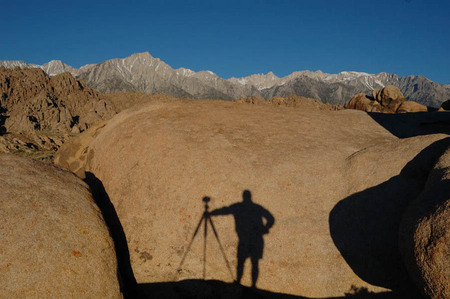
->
<box><xmin>78</xmin><ymin>99</ymin><xmax>449</xmax><ymax>297</ymax></box>
<box><xmin>372</xmin><ymin>85</ymin><xmax>406</xmax><ymax>111</ymax></box>
<box><xmin>399</xmin><ymin>139</ymin><xmax>450</xmax><ymax>298</ymax></box>
<box><xmin>0</xmin><ymin>154</ymin><xmax>121</xmax><ymax>298</ymax></box>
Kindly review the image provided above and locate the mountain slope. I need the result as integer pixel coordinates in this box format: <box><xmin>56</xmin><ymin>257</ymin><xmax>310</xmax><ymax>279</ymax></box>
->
<box><xmin>1</xmin><ymin>52</ymin><xmax>449</xmax><ymax>106</ymax></box>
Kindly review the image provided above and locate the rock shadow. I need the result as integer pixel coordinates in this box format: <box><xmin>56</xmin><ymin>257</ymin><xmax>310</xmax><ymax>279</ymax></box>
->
<box><xmin>84</xmin><ymin>175</ymin><xmax>304</xmax><ymax>298</ymax></box>
<box><xmin>0</xmin><ymin>106</ymin><xmax>8</xmax><ymax>135</ymax></box>
<box><xmin>135</xmin><ymin>280</ymin><xmax>401</xmax><ymax>299</ymax></box>
<box><xmin>136</xmin><ymin>279</ymin><xmax>304</xmax><ymax>299</ymax></box>
<box><xmin>84</xmin><ymin>172</ymin><xmax>138</xmax><ymax>297</ymax></box>
<box><xmin>367</xmin><ymin>111</ymin><xmax>450</xmax><ymax>138</ymax></box>
<box><xmin>84</xmin><ymin>174</ymin><xmax>407</xmax><ymax>298</ymax></box>
<box><xmin>329</xmin><ymin>138</ymin><xmax>450</xmax><ymax>294</ymax></box>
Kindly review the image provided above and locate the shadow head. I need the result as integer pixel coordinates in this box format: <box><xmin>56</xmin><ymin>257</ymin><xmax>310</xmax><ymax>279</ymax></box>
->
<box><xmin>243</xmin><ymin>190</ymin><xmax>252</xmax><ymax>203</ymax></box>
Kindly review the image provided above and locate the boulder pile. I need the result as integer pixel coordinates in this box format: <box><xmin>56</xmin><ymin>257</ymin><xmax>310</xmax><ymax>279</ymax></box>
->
<box><xmin>0</xmin><ymin>67</ymin><xmax>115</xmax><ymax>134</ymax></box>
<box><xmin>344</xmin><ymin>85</ymin><xmax>428</xmax><ymax>113</ymax></box>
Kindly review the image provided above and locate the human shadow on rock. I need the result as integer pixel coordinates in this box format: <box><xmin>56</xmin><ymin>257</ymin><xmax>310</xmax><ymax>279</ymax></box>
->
<box><xmin>368</xmin><ymin>111</ymin><xmax>450</xmax><ymax>138</ymax></box>
<box><xmin>83</xmin><ymin>176</ymin><xmax>402</xmax><ymax>299</ymax></box>
<box><xmin>209</xmin><ymin>190</ymin><xmax>275</xmax><ymax>289</ymax></box>
<box><xmin>84</xmin><ymin>176</ymin><xmax>292</xmax><ymax>298</ymax></box>
<box><xmin>329</xmin><ymin>137</ymin><xmax>450</xmax><ymax>294</ymax></box>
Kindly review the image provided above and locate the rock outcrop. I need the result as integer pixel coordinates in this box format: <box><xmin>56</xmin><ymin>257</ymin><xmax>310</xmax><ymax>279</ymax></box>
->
<box><xmin>55</xmin><ymin>98</ymin><xmax>450</xmax><ymax>297</ymax></box>
<box><xmin>0</xmin><ymin>131</ymin><xmax>68</xmax><ymax>161</ymax></box>
<box><xmin>233</xmin><ymin>95</ymin><xmax>266</xmax><ymax>105</ymax></box>
<box><xmin>343</xmin><ymin>93</ymin><xmax>381</xmax><ymax>112</ymax></box>
<box><xmin>372</xmin><ymin>85</ymin><xmax>406</xmax><ymax>108</ymax></box>
<box><xmin>234</xmin><ymin>95</ymin><xmax>343</xmax><ymax>110</ymax></box>
<box><xmin>0</xmin><ymin>67</ymin><xmax>115</xmax><ymax>134</ymax></box>
<box><xmin>397</xmin><ymin>101</ymin><xmax>428</xmax><ymax>113</ymax></box>
<box><xmin>345</xmin><ymin>86</ymin><xmax>428</xmax><ymax>113</ymax></box>
<box><xmin>0</xmin><ymin>154</ymin><xmax>121</xmax><ymax>297</ymax></box>
<box><xmin>399</xmin><ymin>139</ymin><xmax>450</xmax><ymax>299</ymax></box>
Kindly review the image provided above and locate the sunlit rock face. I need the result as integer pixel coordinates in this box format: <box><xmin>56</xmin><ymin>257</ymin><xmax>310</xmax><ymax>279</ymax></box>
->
<box><xmin>0</xmin><ymin>154</ymin><xmax>121</xmax><ymax>298</ymax></box>
<box><xmin>55</xmin><ymin>98</ymin><xmax>448</xmax><ymax>297</ymax></box>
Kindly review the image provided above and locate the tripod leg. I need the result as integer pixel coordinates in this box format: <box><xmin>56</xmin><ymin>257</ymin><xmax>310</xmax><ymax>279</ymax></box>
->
<box><xmin>174</xmin><ymin>214</ymin><xmax>205</xmax><ymax>280</ymax></box>
<box><xmin>203</xmin><ymin>211</ymin><xmax>208</xmax><ymax>280</ymax></box>
<box><xmin>208</xmin><ymin>216</ymin><xmax>235</xmax><ymax>282</ymax></box>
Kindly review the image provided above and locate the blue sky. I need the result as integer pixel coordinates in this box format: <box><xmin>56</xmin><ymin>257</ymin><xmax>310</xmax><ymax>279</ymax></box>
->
<box><xmin>1</xmin><ymin>0</ymin><xmax>449</xmax><ymax>83</ymax></box>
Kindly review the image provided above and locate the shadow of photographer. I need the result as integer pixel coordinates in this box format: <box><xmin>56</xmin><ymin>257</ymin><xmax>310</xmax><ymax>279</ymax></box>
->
<box><xmin>209</xmin><ymin>190</ymin><xmax>275</xmax><ymax>288</ymax></box>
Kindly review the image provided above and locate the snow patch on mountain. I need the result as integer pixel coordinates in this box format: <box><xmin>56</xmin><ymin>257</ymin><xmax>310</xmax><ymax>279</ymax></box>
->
<box><xmin>176</xmin><ymin>68</ymin><xmax>196</xmax><ymax>77</ymax></box>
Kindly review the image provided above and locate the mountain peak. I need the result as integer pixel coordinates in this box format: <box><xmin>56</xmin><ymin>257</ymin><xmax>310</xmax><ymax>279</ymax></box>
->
<box><xmin>0</xmin><ymin>53</ymin><xmax>448</xmax><ymax>107</ymax></box>
<box><xmin>40</xmin><ymin>60</ymin><xmax>77</xmax><ymax>76</ymax></box>
<box><xmin>175</xmin><ymin>67</ymin><xmax>196</xmax><ymax>77</ymax></box>
<box><xmin>130</xmin><ymin>52</ymin><xmax>153</xmax><ymax>59</ymax></box>
<box><xmin>228</xmin><ymin>71</ymin><xmax>281</xmax><ymax>90</ymax></box>
<box><xmin>45</xmin><ymin>60</ymin><xmax>64</xmax><ymax>65</ymax></box>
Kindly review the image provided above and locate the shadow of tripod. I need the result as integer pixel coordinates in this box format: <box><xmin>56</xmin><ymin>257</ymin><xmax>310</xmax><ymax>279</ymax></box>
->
<box><xmin>175</xmin><ymin>197</ymin><xmax>235</xmax><ymax>282</ymax></box>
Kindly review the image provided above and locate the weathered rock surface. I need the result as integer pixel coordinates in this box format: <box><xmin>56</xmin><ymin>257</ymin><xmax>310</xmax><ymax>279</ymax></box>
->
<box><xmin>100</xmin><ymin>92</ymin><xmax>180</xmax><ymax>113</ymax></box>
<box><xmin>372</xmin><ymin>85</ymin><xmax>406</xmax><ymax>107</ymax></box>
<box><xmin>397</xmin><ymin>101</ymin><xmax>428</xmax><ymax>113</ymax></box>
<box><xmin>0</xmin><ymin>67</ymin><xmax>115</xmax><ymax>134</ymax></box>
<box><xmin>0</xmin><ymin>154</ymin><xmax>121</xmax><ymax>297</ymax></box>
<box><xmin>54</xmin><ymin>121</ymin><xmax>109</xmax><ymax>178</ymax></box>
<box><xmin>59</xmin><ymin>98</ymin><xmax>450</xmax><ymax>297</ymax></box>
<box><xmin>0</xmin><ymin>131</ymin><xmax>68</xmax><ymax>161</ymax></box>
<box><xmin>233</xmin><ymin>95</ymin><xmax>266</xmax><ymax>105</ymax></box>
<box><xmin>345</xmin><ymin>86</ymin><xmax>428</xmax><ymax>113</ymax></box>
<box><xmin>330</xmin><ymin>135</ymin><xmax>449</xmax><ymax>295</ymax></box>
<box><xmin>234</xmin><ymin>94</ymin><xmax>343</xmax><ymax>110</ymax></box>
<box><xmin>399</xmin><ymin>139</ymin><xmax>450</xmax><ymax>299</ymax></box>
<box><xmin>344</xmin><ymin>93</ymin><xmax>381</xmax><ymax>112</ymax></box>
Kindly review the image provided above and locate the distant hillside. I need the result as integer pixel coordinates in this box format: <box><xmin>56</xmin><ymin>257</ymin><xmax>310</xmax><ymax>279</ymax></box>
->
<box><xmin>0</xmin><ymin>67</ymin><xmax>115</xmax><ymax>134</ymax></box>
<box><xmin>1</xmin><ymin>52</ymin><xmax>450</xmax><ymax>107</ymax></box>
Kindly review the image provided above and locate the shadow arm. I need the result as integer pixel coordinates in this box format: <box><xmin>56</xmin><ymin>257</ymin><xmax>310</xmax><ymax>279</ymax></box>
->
<box><xmin>262</xmin><ymin>208</ymin><xmax>275</xmax><ymax>230</ymax></box>
<box><xmin>209</xmin><ymin>206</ymin><xmax>232</xmax><ymax>216</ymax></box>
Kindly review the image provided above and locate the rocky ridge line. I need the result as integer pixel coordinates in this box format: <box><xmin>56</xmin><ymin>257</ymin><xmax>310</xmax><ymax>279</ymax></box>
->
<box><xmin>2</xmin><ymin>52</ymin><xmax>449</xmax><ymax>107</ymax></box>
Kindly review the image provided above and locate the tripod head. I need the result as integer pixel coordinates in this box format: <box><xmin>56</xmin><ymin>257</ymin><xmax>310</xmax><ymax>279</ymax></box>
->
<box><xmin>202</xmin><ymin>196</ymin><xmax>211</xmax><ymax>212</ymax></box>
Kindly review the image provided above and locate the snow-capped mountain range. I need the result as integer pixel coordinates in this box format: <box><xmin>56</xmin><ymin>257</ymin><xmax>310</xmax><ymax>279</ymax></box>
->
<box><xmin>1</xmin><ymin>52</ymin><xmax>449</xmax><ymax>107</ymax></box>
